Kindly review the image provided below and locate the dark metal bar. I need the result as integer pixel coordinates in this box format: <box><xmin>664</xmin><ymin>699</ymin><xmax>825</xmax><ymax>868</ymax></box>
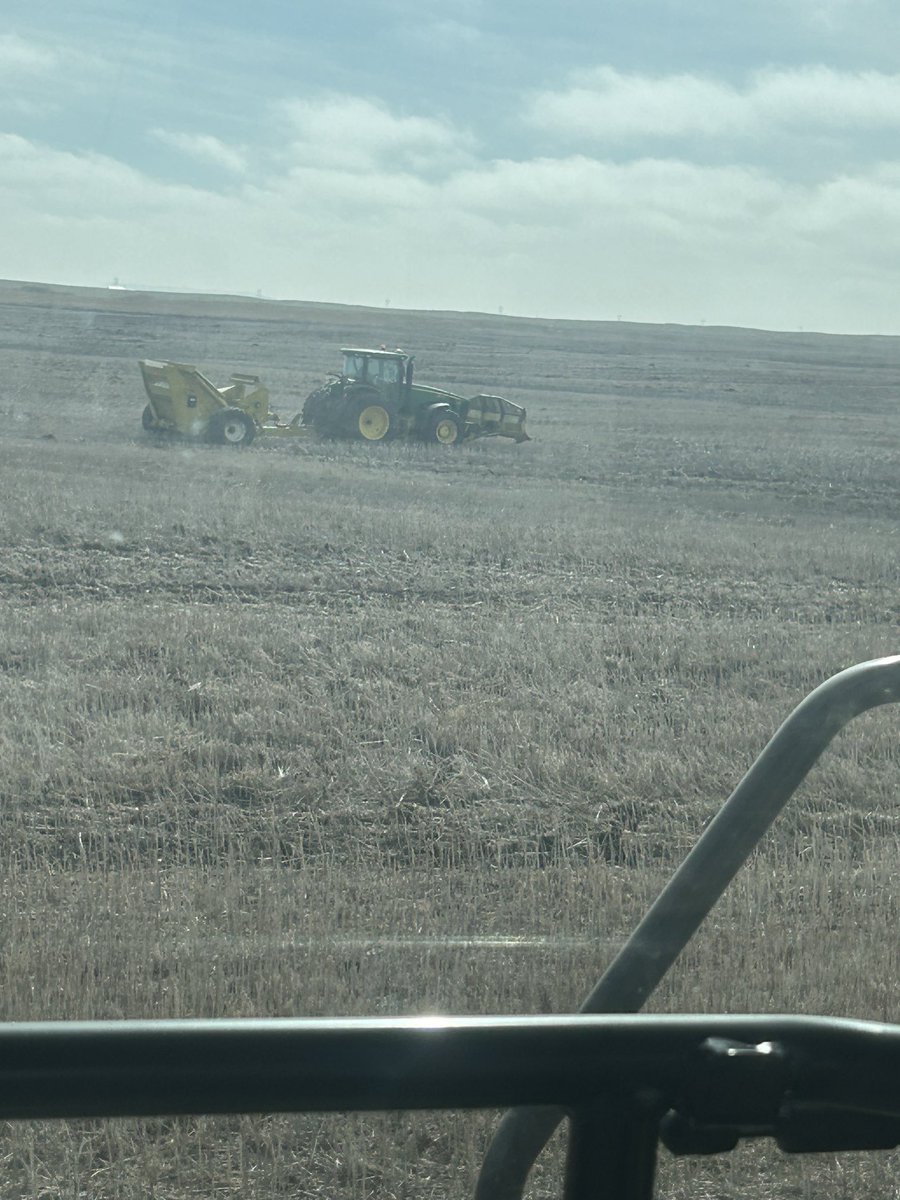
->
<box><xmin>475</xmin><ymin>656</ymin><xmax>900</xmax><ymax>1200</ymax></box>
<box><xmin>563</xmin><ymin>1102</ymin><xmax>659</xmax><ymax>1200</ymax></box>
<box><xmin>0</xmin><ymin>1015</ymin><xmax>687</xmax><ymax>1119</ymax></box>
<box><xmin>0</xmin><ymin>1014</ymin><xmax>898</xmax><ymax>1121</ymax></box>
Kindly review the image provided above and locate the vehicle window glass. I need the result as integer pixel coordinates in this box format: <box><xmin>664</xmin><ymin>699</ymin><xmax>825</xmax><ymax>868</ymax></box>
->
<box><xmin>3</xmin><ymin>2</ymin><xmax>899</xmax><ymax>1198</ymax></box>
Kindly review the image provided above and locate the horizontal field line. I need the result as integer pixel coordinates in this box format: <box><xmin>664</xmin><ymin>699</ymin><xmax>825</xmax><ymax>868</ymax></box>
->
<box><xmin>173</xmin><ymin>935</ymin><xmax>620</xmax><ymax>954</ymax></box>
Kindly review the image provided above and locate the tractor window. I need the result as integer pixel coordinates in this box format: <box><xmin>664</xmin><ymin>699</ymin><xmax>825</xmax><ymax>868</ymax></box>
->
<box><xmin>342</xmin><ymin>353</ymin><xmax>366</xmax><ymax>379</ymax></box>
<box><xmin>363</xmin><ymin>358</ymin><xmax>401</xmax><ymax>385</ymax></box>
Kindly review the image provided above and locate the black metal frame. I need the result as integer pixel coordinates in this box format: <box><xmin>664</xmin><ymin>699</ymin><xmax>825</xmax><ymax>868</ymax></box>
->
<box><xmin>2</xmin><ymin>657</ymin><xmax>898</xmax><ymax>1199</ymax></box>
<box><xmin>0</xmin><ymin>1015</ymin><xmax>898</xmax><ymax>1197</ymax></box>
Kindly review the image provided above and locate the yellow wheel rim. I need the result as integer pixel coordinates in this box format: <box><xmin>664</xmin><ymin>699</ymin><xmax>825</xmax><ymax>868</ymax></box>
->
<box><xmin>434</xmin><ymin>417</ymin><xmax>459</xmax><ymax>444</ymax></box>
<box><xmin>358</xmin><ymin>405</ymin><xmax>391</xmax><ymax>440</ymax></box>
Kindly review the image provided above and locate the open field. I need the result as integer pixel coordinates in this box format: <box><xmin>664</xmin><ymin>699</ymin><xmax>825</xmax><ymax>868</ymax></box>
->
<box><xmin>0</xmin><ymin>279</ymin><xmax>898</xmax><ymax>1197</ymax></box>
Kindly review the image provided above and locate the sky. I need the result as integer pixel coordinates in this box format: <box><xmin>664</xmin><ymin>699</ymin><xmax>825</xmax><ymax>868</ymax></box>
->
<box><xmin>3</xmin><ymin>0</ymin><xmax>900</xmax><ymax>333</ymax></box>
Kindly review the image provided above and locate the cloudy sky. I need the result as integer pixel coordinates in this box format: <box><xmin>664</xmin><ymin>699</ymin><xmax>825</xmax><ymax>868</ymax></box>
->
<box><xmin>3</xmin><ymin>0</ymin><xmax>900</xmax><ymax>332</ymax></box>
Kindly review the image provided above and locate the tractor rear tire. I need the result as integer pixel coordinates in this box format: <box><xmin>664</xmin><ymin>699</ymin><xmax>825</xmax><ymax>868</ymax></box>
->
<box><xmin>427</xmin><ymin>411</ymin><xmax>462</xmax><ymax>446</ymax></box>
<box><xmin>208</xmin><ymin>408</ymin><xmax>256</xmax><ymax>447</ymax></box>
<box><xmin>343</xmin><ymin>388</ymin><xmax>396</xmax><ymax>441</ymax></box>
<box><xmin>356</xmin><ymin>403</ymin><xmax>396</xmax><ymax>441</ymax></box>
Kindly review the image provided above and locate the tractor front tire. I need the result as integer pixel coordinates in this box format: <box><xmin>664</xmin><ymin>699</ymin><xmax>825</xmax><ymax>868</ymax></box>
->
<box><xmin>427</xmin><ymin>411</ymin><xmax>462</xmax><ymax>446</ymax></box>
<box><xmin>207</xmin><ymin>408</ymin><xmax>256</xmax><ymax>447</ymax></box>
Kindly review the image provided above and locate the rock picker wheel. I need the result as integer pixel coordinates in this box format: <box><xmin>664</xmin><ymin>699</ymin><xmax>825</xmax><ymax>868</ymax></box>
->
<box><xmin>141</xmin><ymin>405</ymin><xmax>159</xmax><ymax>432</ymax></box>
<box><xmin>207</xmin><ymin>408</ymin><xmax>256</xmax><ymax>447</ymax></box>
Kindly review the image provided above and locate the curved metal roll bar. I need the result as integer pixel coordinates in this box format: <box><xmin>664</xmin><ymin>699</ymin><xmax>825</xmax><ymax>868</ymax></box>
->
<box><xmin>475</xmin><ymin>655</ymin><xmax>900</xmax><ymax>1200</ymax></box>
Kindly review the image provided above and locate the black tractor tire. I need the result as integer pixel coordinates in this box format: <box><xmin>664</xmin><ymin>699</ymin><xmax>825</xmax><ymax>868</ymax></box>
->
<box><xmin>343</xmin><ymin>388</ymin><xmax>396</xmax><ymax>441</ymax></box>
<box><xmin>426</xmin><ymin>410</ymin><xmax>463</xmax><ymax>446</ymax></box>
<box><xmin>207</xmin><ymin>408</ymin><xmax>256</xmax><ymax>447</ymax></box>
<box><xmin>301</xmin><ymin>385</ymin><xmax>334</xmax><ymax>431</ymax></box>
<box><xmin>141</xmin><ymin>404</ymin><xmax>158</xmax><ymax>432</ymax></box>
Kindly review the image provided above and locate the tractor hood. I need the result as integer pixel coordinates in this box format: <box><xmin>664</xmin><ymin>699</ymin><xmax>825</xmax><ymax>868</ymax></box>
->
<box><xmin>410</xmin><ymin>383</ymin><xmax>468</xmax><ymax>404</ymax></box>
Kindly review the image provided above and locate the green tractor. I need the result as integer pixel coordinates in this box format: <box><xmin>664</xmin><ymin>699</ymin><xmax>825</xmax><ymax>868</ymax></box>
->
<box><xmin>301</xmin><ymin>348</ymin><xmax>530</xmax><ymax>444</ymax></box>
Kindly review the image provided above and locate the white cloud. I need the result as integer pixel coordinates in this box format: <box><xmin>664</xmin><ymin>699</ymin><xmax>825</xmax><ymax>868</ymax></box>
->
<box><xmin>271</xmin><ymin>165</ymin><xmax>432</xmax><ymax>212</ymax></box>
<box><xmin>752</xmin><ymin>66</ymin><xmax>900</xmax><ymax>128</ymax></box>
<box><xmin>4</xmin><ymin>120</ymin><xmax>900</xmax><ymax>333</ymax></box>
<box><xmin>0</xmin><ymin>33</ymin><xmax>57</xmax><ymax>74</ymax></box>
<box><xmin>5</xmin><ymin>6</ymin><xmax>900</xmax><ymax>334</ymax></box>
<box><xmin>530</xmin><ymin>65</ymin><xmax>900</xmax><ymax>142</ymax></box>
<box><xmin>532</xmin><ymin>70</ymin><xmax>743</xmax><ymax>140</ymax></box>
<box><xmin>0</xmin><ymin>133</ymin><xmax>220</xmax><ymax>219</ymax></box>
<box><xmin>278</xmin><ymin>94</ymin><xmax>476</xmax><ymax>173</ymax></box>
<box><xmin>150</xmin><ymin>129</ymin><xmax>247</xmax><ymax>174</ymax></box>
<box><xmin>442</xmin><ymin>155</ymin><xmax>790</xmax><ymax>232</ymax></box>
<box><xmin>787</xmin><ymin>163</ymin><xmax>900</xmax><ymax>258</ymax></box>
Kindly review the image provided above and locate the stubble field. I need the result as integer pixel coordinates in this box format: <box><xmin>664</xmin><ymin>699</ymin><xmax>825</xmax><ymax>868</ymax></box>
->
<box><xmin>0</xmin><ymin>278</ymin><xmax>897</xmax><ymax>1198</ymax></box>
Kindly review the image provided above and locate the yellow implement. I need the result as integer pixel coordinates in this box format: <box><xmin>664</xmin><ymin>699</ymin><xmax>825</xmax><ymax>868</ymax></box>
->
<box><xmin>139</xmin><ymin>360</ymin><xmax>310</xmax><ymax>446</ymax></box>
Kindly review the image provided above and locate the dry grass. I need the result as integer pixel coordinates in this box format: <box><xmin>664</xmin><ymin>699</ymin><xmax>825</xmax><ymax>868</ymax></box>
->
<box><xmin>0</xmin><ymin>287</ymin><xmax>897</xmax><ymax>1196</ymax></box>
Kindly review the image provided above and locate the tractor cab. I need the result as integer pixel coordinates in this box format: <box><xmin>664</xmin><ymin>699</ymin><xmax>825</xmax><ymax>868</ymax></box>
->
<box><xmin>341</xmin><ymin>348</ymin><xmax>412</xmax><ymax>402</ymax></box>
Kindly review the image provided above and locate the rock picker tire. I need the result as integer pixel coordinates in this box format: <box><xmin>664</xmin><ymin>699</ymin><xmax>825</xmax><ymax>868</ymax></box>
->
<box><xmin>207</xmin><ymin>408</ymin><xmax>256</xmax><ymax>447</ymax></box>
